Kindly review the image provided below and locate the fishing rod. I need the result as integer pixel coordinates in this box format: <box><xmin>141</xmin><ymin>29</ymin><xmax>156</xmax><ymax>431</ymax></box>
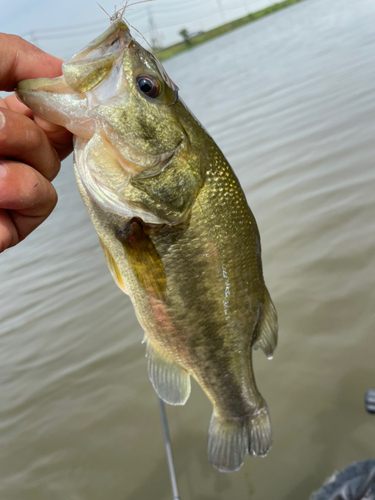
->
<box><xmin>158</xmin><ymin>397</ymin><xmax>181</xmax><ymax>500</ymax></box>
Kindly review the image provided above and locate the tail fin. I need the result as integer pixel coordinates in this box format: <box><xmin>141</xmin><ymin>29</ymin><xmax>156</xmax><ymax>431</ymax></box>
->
<box><xmin>207</xmin><ymin>406</ymin><xmax>272</xmax><ymax>473</ymax></box>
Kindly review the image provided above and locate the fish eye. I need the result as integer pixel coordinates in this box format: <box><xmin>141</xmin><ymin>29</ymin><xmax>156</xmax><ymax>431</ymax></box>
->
<box><xmin>136</xmin><ymin>74</ymin><xmax>161</xmax><ymax>98</ymax></box>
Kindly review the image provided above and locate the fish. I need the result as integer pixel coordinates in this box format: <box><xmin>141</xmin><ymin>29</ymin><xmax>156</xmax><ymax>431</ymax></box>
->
<box><xmin>16</xmin><ymin>14</ymin><xmax>278</xmax><ymax>473</ymax></box>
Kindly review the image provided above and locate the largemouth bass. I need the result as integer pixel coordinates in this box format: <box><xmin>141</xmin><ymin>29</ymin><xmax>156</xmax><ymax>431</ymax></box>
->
<box><xmin>16</xmin><ymin>17</ymin><xmax>278</xmax><ymax>472</ymax></box>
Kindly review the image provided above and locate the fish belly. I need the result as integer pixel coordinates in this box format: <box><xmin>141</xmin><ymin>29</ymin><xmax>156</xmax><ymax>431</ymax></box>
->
<box><xmin>75</xmin><ymin>158</ymin><xmax>277</xmax><ymax>472</ymax></box>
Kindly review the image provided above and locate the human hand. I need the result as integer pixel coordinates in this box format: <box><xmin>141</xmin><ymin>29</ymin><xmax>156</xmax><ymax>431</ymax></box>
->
<box><xmin>0</xmin><ymin>33</ymin><xmax>73</xmax><ymax>253</ymax></box>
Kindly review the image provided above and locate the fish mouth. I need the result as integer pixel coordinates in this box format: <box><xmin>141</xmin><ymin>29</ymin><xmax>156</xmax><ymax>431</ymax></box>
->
<box><xmin>16</xmin><ymin>20</ymin><xmax>131</xmax><ymax>135</ymax></box>
<box><xmin>62</xmin><ymin>19</ymin><xmax>131</xmax><ymax>94</ymax></box>
<box><xmin>17</xmin><ymin>20</ymin><xmax>178</xmax><ymax>169</ymax></box>
<box><xmin>17</xmin><ymin>19</ymin><xmax>131</xmax><ymax>95</ymax></box>
<box><xmin>17</xmin><ymin>19</ymin><xmax>183</xmax><ymax>223</ymax></box>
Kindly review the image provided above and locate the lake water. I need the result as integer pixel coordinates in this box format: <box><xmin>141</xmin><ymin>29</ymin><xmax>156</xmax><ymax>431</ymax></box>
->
<box><xmin>1</xmin><ymin>0</ymin><xmax>375</xmax><ymax>498</ymax></box>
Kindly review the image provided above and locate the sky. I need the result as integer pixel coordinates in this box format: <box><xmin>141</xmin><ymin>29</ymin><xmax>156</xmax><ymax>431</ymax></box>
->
<box><xmin>1</xmin><ymin>0</ymin><xmax>274</xmax><ymax>60</ymax></box>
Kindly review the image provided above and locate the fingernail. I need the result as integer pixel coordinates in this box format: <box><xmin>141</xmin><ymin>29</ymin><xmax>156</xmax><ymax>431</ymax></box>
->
<box><xmin>0</xmin><ymin>111</ymin><xmax>5</xmax><ymax>132</ymax></box>
<box><xmin>0</xmin><ymin>163</ymin><xmax>7</xmax><ymax>179</ymax></box>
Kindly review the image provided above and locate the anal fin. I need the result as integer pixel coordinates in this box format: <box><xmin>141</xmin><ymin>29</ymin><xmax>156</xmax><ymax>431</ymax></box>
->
<box><xmin>146</xmin><ymin>340</ymin><xmax>191</xmax><ymax>406</ymax></box>
<box><xmin>253</xmin><ymin>287</ymin><xmax>278</xmax><ymax>359</ymax></box>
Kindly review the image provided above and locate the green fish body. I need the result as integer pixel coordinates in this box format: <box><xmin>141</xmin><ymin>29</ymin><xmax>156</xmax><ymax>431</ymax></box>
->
<box><xmin>17</xmin><ymin>19</ymin><xmax>278</xmax><ymax>472</ymax></box>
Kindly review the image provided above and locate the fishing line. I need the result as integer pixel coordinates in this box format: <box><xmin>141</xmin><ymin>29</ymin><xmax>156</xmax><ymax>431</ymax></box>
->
<box><xmin>158</xmin><ymin>398</ymin><xmax>181</xmax><ymax>500</ymax></box>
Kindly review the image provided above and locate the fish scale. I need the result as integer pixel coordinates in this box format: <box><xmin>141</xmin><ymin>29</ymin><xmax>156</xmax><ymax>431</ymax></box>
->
<box><xmin>17</xmin><ymin>18</ymin><xmax>278</xmax><ymax>472</ymax></box>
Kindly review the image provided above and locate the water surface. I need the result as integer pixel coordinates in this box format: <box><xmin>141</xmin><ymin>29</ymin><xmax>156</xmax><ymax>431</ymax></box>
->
<box><xmin>1</xmin><ymin>0</ymin><xmax>375</xmax><ymax>498</ymax></box>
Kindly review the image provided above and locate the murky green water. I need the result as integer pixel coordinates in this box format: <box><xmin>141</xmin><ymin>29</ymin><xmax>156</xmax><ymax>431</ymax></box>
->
<box><xmin>1</xmin><ymin>0</ymin><xmax>375</xmax><ymax>498</ymax></box>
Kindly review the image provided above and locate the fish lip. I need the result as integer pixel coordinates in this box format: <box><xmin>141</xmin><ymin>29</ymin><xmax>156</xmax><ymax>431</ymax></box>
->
<box><xmin>17</xmin><ymin>22</ymin><xmax>131</xmax><ymax>97</ymax></box>
<box><xmin>17</xmin><ymin>80</ymin><xmax>39</xmax><ymax>93</ymax></box>
<box><xmin>16</xmin><ymin>76</ymin><xmax>75</xmax><ymax>95</ymax></box>
<box><xmin>68</xmin><ymin>19</ymin><xmax>130</xmax><ymax>63</ymax></box>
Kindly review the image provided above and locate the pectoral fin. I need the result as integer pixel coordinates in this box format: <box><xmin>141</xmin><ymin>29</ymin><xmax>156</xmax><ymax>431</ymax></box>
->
<box><xmin>99</xmin><ymin>239</ymin><xmax>128</xmax><ymax>295</ymax></box>
<box><xmin>117</xmin><ymin>219</ymin><xmax>166</xmax><ymax>299</ymax></box>
<box><xmin>253</xmin><ymin>288</ymin><xmax>278</xmax><ymax>359</ymax></box>
<box><xmin>146</xmin><ymin>340</ymin><xmax>191</xmax><ymax>405</ymax></box>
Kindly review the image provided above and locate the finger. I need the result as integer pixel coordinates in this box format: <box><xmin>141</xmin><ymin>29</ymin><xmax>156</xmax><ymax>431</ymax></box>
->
<box><xmin>0</xmin><ymin>161</ymin><xmax>57</xmax><ymax>245</ymax></box>
<box><xmin>4</xmin><ymin>94</ymin><xmax>73</xmax><ymax>161</ymax></box>
<box><xmin>2</xmin><ymin>93</ymin><xmax>33</xmax><ymax>119</ymax></box>
<box><xmin>0</xmin><ymin>34</ymin><xmax>63</xmax><ymax>91</ymax></box>
<box><xmin>0</xmin><ymin>108</ymin><xmax>61</xmax><ymax>181</ymax></box>
<box><xmin>0</xmin><ymin>160</ymin><xmax>57</xmax><ymax>212</ymax></box>
<box><xmin>33</xmin><ymin>114</ymin><xmax>73</xmax><ymax>161</ymax></box>
<box><xmin>0</xmin><ymin>209</ymin><xmax>18</xmax><ymax>251</ymax></box>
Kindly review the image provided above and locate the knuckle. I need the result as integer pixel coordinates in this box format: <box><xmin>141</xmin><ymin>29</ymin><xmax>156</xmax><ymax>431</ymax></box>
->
<box><xmin>4</xmin><ymin>34</ymin><xmax>25</xmax><ymax>50</ymax></box>
<box><xmin>8</xmin><ymin>34</ymin><xmax>23</xmax><ymax>45</ymax></box>
<box><xmin>50</xmin><ymin>152</ymin><xmax>61</xmax><ymax>179</ymax></box>
<box><xmin>48</xmin><ymin>186</ymin><xmax>58</xmax><ymax>212</ymax></box>
<box><xmin>0</xmin><ymin>234</ymin><xmax>12</xmax><ymax>253</ymax></box>
<box><xmin>33</xmin><ymin>180</ymin><xmax>58</xmax><ymax>216</ymax></box>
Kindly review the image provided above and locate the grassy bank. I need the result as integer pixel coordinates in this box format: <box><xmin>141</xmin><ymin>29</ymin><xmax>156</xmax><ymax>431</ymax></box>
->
<box><xmin>156</xmin><ymin>0</ymin><xmax>305</xmax><ymax>61</ymax></box>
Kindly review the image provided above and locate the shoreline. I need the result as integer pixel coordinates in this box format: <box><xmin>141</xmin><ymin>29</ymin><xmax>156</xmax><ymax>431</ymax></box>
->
<box><xmin>156</xmin><ymin>0</ymin><xmax>305</xmax><ymax>61</ymax></box>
